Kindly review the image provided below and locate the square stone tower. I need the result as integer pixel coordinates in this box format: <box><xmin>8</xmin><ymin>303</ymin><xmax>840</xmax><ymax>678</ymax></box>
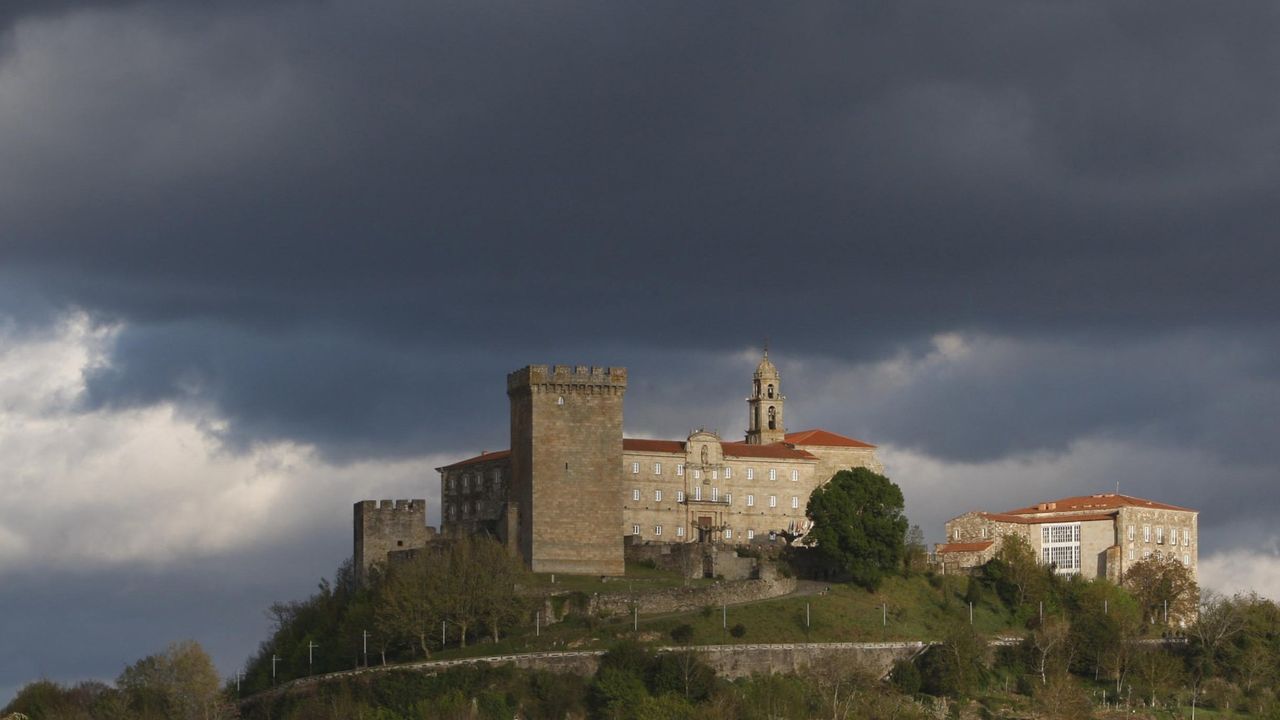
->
<box><xmin>353</xmin><ymin>499</ymin><xmax>434</xmax><ymax>584</ymax></box>
<box><xmin>507</xmin><ymin>364</ymin><xmax>627</xmax><ymax>575</ymax></box>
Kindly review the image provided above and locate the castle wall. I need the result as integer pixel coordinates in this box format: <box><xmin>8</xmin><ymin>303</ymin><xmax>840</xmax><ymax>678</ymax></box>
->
<box><xmin>1115</xmin><ymin>506</ymin><xmax>1198</xmax><ymax>580</ymax></box>
<box><xmin>439</xmin><ymin>454</ymin><xmax>511</xmax><ymax>539</ymax></box>
<box><xmin>353</xmin><ymin>499</ymin><xmax>434</xmax><ymax>583</ymax></box>
<box><xmin>509</xmin><ymin>365</ymin><xmax>627</xmax><ymax>575</ymax></box>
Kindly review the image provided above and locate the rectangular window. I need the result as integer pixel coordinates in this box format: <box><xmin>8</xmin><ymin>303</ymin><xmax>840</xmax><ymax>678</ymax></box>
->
<box><xmin>746</xmin><ymin>494</ymin><xmax>755</xmax><ymax>507</ymax></box>
<box><xmin>746</xmin><ymin>468</ymin><xmax>755</xmax><ymax>480</ymax></box>
<box><xmin>791</xmin><ymin>496</ymin><xmax>799</xmax><ymax>509</ymax></box>
<box><xmin>769</xmin><ymin>469</ymin><xmax>777</xmax><ymax>481</ymax></box>
<box><xmin>1183</xmin><ymin>553</ymin><xmax>1190</xmax><ymax>565</ymax></box>
<box><xmin>725</xmin><ymin>493</ymin><xmax>732</xmax><ymax>505</ymax></box>
<box><xmin>747</xmin><ymin>529</ymin><xmax>755</xmax><ymax>539</ymax></box>
<box><xmin>711</xmin><ymin>470</ymin><xmax>718</xmax><ymax>480</ymax></box>
<box><xmin>790</xmin><ymin>469</ymin><xmax>799</xmax><ymax>482</ymax></box>
<box><xmin>1041</xmin><ymin>522</ymin><xmax>1082</xmax><ymax>574</ymax></box>
<box><xmin>1127</xmin><ymin>548</ymin><xmax>1134</xmax><ymax>560</ymax></box>
<box><xmin>655</xmin><ymin>489</ymin><xmax>662</xmax><ymax>502</ymax></box>
<box><xmin>694</xmin><ymin>469</ymin><xmax>701</xmax><ymax>480</ymax></box>
<box><xmin>1170</xmin><ymin>528</ymin><xmax>1178</xmax><ymax>545</ymax></box>
<box><xmin>653</xmin><ymin>462</ymin><xmax>662</xmax><ymax>475</ymax></box>
<box><xmin>1128</xmin><ymin>525</ymin><xmax>1135</xmax><ymax>542</ymax></box>
<box><xmin>769</xmin><ymin>495</ymin><xmax>777</xmax><ymax>508</ymax></box>
<box><xmin>632</xmin><ymin>524</ymin><xmax>640</xmax><ymax>535</ymax></box>
<box><xmin>676</xmin><ymin>490</ymin><xmax>685</xmax><ymax>502</ymax></box>
<box><xmin>725</xmin><ymin>468</ymin><xmax>732</xmax><ymax>479</ymax></box>
<box><xmin>676</xmin><ymin>526</ymin><xmax>685</xmax><ymax>538</ymax></box>
<box><xmin>953</xmin><ymin>528</ymin><xmax>960</xmax><ymax>541</ymax></box>
<box><xmin>677</xmin><ymin>464</ymin><xmax>684</xmax><ymax>477</ymax></box>
<box><xmin>632</xmin><ymin>489</ymin><xmax>640</xmax><ymax>501</ymax></box>
<box><xmin>1156</xmin><ymin>526</ymin><xmax>1164</xmax><ymax>544</ymax></box>
<box><xmin>980</xmin><ymin>527</ymin><xmax>987</xmax><ymax>539</ymax></box>
<box><xmin>1144</xmin><ymin>526</ymin><xmax>1151</xmax><ymax>543</ymax></box>
<box><xmin>1184</xmin><ymin>532</ymin><xmax>1190</xmax><ymax>546</ymax></box>
<box><xmin>655</xmin><ymin>525</ymin><xmax>663</xmax><ymax>536</ymax></box>
<box><xmin>711</xmin><ymin>487</ymin><xmax>719</xmax><ymax>502</ymax></box>
<box><xmin>631</xmin><ymin>462</ymin><xmax>640</xmax><ymax>474</ymax></box>
<box><xmin>724</xmin><ymin>528</ymin><xmax>732</xmax><ymax>540</ymax></box>
<box><xmin>694</xmin><ymin>486</ymin><xmax>702</xmax><ymax>501</ymax></box>
<box><xmin>1143</xmin><ymin>549</ymin><xmax>1151</xmax><ymax>559</ymax></box>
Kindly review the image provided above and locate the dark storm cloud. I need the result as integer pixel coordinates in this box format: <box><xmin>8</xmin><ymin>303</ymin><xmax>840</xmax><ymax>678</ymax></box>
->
<box><xmin>1</xmin><ymin>0</ymin><xmax>1275</xmax><ymax>461</ymax></box>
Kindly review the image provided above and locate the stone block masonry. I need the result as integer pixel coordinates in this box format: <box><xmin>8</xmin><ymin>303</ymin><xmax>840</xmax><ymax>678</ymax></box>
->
<box><xmin>508</xmin><ymin>365</ymin><xmax>627</xmax><ymax>575</ymax></box>
<box><xmin>353</xmin><ymin>499</ymin><xmax>435</xmax><ymax>584</ymax></box>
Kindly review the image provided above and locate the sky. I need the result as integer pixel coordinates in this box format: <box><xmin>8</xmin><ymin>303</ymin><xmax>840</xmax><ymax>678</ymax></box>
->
<box><xmin>2</xmin><ymin>0</ymin><xmax>1279</xmax><ymax>701</ymax></box>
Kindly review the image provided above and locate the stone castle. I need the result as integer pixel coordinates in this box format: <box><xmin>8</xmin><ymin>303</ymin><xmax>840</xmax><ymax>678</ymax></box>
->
<box><xmin>355</xmin><ymin>351</ymin><xmax>882</xmax><ymax>578</ymax></box>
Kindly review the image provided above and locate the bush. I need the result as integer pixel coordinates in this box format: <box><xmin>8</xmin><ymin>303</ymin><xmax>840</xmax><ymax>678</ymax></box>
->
<box><xmin>889</xmin><ymin>659</ymin><xmax>921</xmax><ymax>696</ymax></box>
<box><xmin>670</xmin><ymin>624</ymin><xmax>695</xmax><ymax>645</ymax></box>
<box><xmin>730</xmin><ymin>623</ymin><xmax>747</xmax><ymax>638</ymax></box>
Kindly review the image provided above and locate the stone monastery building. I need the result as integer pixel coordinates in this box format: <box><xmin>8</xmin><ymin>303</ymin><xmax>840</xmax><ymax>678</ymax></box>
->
<box><xmin>935</xmin><ymin>493</ymin><xmax>1199</xmax><ymax>584</ymax></box>
<box><xmin>356</xmin><ymin>351</ymin><xmax>883</xmax><ymax>578</ymax></box>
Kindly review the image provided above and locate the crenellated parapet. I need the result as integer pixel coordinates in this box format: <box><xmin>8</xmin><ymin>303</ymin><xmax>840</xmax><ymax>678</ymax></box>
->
<box><xmin>353</xmin><ymin>498</ymin><xmax>435</xmax><ymax>584</ymax></box>
<box><xmin>507</xmin><ymin>365</ymin><xmax>627</xmax><ymax>396</ymax></box>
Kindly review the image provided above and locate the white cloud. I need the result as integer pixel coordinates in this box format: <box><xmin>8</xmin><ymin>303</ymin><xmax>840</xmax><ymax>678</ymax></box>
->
<box><xmin>1200</xmin><ymin>547</ymin><xmax>1280</xmax><ymax>601</ymax></box>
<box><xmin>0</xmin><ymin>312</ymin><xmax>446</xmax><ymax>572</ymax></box>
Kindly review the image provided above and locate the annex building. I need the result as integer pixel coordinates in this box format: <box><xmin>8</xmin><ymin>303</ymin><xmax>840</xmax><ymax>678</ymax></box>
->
<box><xmin>355</xmin><ymin>351</ymin><xmax>883</xmax><ymax>578</ymax></box>
<box><xmin>935</xmin><ymin>493</ymin><xmax>1199</xmax><ymax>584</ymax></box>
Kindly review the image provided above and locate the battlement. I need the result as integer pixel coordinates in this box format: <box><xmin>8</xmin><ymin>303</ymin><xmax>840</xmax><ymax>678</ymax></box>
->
<box><xmin>507</xmin><ymin>364</ymin><xmax>628</xmax><ymax>392</ymax></box>
<box><xmin>356</xmin><ymin>499</ymin><xmax>426</xmax><ymax>514</ymax></box>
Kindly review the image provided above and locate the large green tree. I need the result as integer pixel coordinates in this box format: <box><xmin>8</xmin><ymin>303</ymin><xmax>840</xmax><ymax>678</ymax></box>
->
<box><xmin>804</xmin><ymin>467</ymin><xmax>908</xmax><ymax>590</ymax></box>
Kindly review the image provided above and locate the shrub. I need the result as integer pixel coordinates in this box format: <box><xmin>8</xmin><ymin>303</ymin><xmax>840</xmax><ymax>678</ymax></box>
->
<box><xmin>670</xmin><ymin>624</ymin><xmax>695</xmax><ymax>645</ymax></box>
<box><xmin>729</xmin><ymin>623</ymin><xmax>747</xmax><ymax>639</ymax></box>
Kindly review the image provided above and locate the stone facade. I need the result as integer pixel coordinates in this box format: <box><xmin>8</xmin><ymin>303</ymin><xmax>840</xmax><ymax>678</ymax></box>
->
<box><xmin>353</xmin><ymin>499</ymin><xmax>436</xmax><ymax>584</ymax></box>
<box><xmin>362</xmin><ymin>352</ymin><xmax>883</xmax><ymax>577</ymax></box>
<box><xmin>936</xmin><ymin>493</ymin><xmax>1198</xmax><ymax>584</ymax></box>
<box><xmin>508</xmin><ymin>365</ymin><xmax>627</xmax><ymax>576</ymax></box>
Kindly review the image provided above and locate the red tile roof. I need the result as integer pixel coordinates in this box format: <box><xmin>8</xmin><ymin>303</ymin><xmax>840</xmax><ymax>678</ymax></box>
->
<box><xmin>1001</xmin><ymin>493</ymin><xmax>1194</xmax><ymax>515</ymax></box>
<box><xmin>719</xmin><ymin>441</ymin><xmax>817</xmax><ymax>460</ymax></box>
<box><xmin>436</xmin><ymin>449</ymin><xmax>511</xmax><ymax>471</ymax></box>
<box><xmin>937</xmin><ymin>541</ymin><xmax>994</xmax><ymax>553</ymax></box>
<box><xmin>981</xmin><ymin>511</ymin><xmax>1118</xmax><ymax>525</ymax></box>
<box><xmin>622</xmin><ymin>438</ymin><xmax>686</xmax><ymax>454</ymax></box>
<box><xmin>785</xmin><ymin>428</ymin><xmax>876</xmax><ymax>448</ymax></box>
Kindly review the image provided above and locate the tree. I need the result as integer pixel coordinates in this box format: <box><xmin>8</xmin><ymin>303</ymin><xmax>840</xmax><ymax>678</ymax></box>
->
<box><xmin>985</xmin><ymin>533</ymin><xmax>1051</xmax><ymax>610</ymax></box>
<box><xmin>1028</xmin><ymin>614</ymin><xmax>1071</xmax><ymax>685</ymax></box>
<box><xmin>1122</xmin><ymin>553</ymin><xmax>1198</xmax><ymax>627</ymax></box>
<box><xmin>903</xmin><ymin>524</ymin><xmax>928</xmax><ymax>574</ymax></box>
<box><xmin>804</xmin><ymin>467</ymin><xmax>908</xmax><ymax>590</ymax></box>
<box><xmin>116</xmin><ymin>640</ymin><xmax>232</xmax><ymax>720</ymax></box>
<box><xmin>372</xmin><ymin>548</ymin><xmax>442</xmax><ymax>657</ymax></box>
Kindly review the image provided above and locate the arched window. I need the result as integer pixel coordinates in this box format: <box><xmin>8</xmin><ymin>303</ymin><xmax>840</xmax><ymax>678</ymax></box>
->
<box><xmin>557</xmin><ymin>395</ymin><xmax>565</xmax><ymax>405</ymax></box>
<box><xmin>753</xmin><ymin>379</ymin><xmax>760</xmax><ymax>396</ymax></box>
<box><xmin>768</xmin><ymin>406</ymin><xmax>776</xmax><ymax>430</ymax></box>
<box><xmin>754</xmin><ymin>406</ymin><xmax>760</xmax><ymax>429</ymax></box>
<box><xmin>767</xmin><ymin>384</ymin><xmax>774</xmax><ymax>399</ymax></box>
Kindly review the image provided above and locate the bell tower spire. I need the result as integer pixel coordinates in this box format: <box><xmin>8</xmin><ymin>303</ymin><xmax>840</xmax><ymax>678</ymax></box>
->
<box><xmin>746</xmin><ymin>347</ymin><xmax>785</xmax><ymax>445</ymax></box>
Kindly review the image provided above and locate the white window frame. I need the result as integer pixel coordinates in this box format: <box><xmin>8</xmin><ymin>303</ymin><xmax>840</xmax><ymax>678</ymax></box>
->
<box><xmin>677</xmin><ymin>464</ymin><xmax>684</xmax><ymax>477</ymax></box>
<box><xmin>1170</xmin><ymin>528</ymin><xmax>1178</xmax><ymax>545</ymax></box>
<box><xmin>632</xmin><ymin>524</ymin><xmax>641</xmax><ymax>535</ymax></box>
<box><xmin>676</xmin><ymin>526</ymin><xmax>685</xmax><ymax>538</ymax></box>
<box><xmin>769</xmin><ymin>468</ymin><xmax>777</xmax><ymax>481</ymax></box>
<box><xmin>694</xmin><ymin>469</ymin><xmax>702</xmax><ymax>480</ymax></box>
<box><xmin>632</xmin><ymin>488</ymin><xmax>641</xmax><ymax>501</ymax></box>
<box><xmin>631</xmin><ymin>462</ymin><xmax>640</xmax><ymax>474</ymax></box>
<box><xmin>654</xmin><ymin>462</ymin><xmax>662</xmax><ymax>475</ymax></box>
<box><xmin>676</xmin><ymin>490</ymin><xmax>685</xmax><ymax>502</ymax></box>
<box><xmin>769</xmin><ymin>495</ymin><xmax>777</xmax><ymax>508</ymax></box>
<box><xmin>1156</xmin><ymin>526</ymin><xmax>1164</xmax><ymax>544</ymax></box>
<box><xmin>725</xmin><ymin>493</ymin><xmax>732</xmax><ymax>505</ymax></box>
<box><xmin>747</xmin><ymin>494</ymin><xmax>755</xmax><ymax>507</ymax></box>
<box><xmin>1183</xmin><ymin>553</ymin><xmax>1190</xmax><ymax>565</ymax></box>
<box><xmin>724</xmin><ymin>467</ymin><xmax>732</xmax><ymax>479</ymax></box>
<box><xmin>655</xmin><ymin>525</ymin><xmax>663</xmax><ymax>537</ymax></box>
<box><xmin>723</xmin><ymin>528</ymin><xmax>732</xmax><ymax>540</ymax></box>
<box><xmin>953</xmin><ymin>528</ymin><xmax>960</xmax><ymax>541</ymax></box>
<box><xmin>1128</xmin><ymin>525</ymin><xmax>1135</xmax><ymax>542</ymax></box>
<box><xmin>791</xmin><ymin>496</ymin><xmax>799</xmax><ymax>509</ymax></box>
<box><xmin>1040</xmin><ymin>522</ymin><xmax>1082</xmax><ymax>574</ymax></box>
<box><xmin>694</xmin><ymin>486</ymin><xmax>702</xmax><ymax>501</ymax></box>
<box><xmin>711</xmin><ymin>487</ymin><xmax>719</xmax><ymax>502</ymax></box>
<box><xmin>746</xmin><ymin>468</ymin><xmax>755</xmax><ymax>480</ymax></box>
<box><xmin>655</xmin><ymin>489</ymin><xmax>662</xmax><ymax>502</ymax></box>
<box><xmin>747</xmin><ymin>529</ymin><xmax>755</xmax><ymax>540</ymax></box>
<box><xmin>1144</xmin><ymin>526</ymin><xmax>1151</xmax><ymax>543</ymax></box>
<box><xmin>790</xmin><ymin>469</ymin><xmax>799</xmax><ymax>482</ymax></box>
<box><xmin>1184</xmin><ymin>532</ymin><xmax>1190</xmax><ymax>546</ymax></box>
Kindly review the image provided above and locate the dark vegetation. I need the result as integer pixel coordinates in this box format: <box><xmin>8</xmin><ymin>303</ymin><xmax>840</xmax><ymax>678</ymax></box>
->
<box><xmin>10</xmin><ymin>470</ymin><xmax>1280</xmax><ymax>718</ymax></box>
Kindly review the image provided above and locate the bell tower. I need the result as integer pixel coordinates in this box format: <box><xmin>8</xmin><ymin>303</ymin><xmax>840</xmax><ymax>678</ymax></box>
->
<box><xmin>746</xmin><ymin>348</ymin><xmax>785</xmax><ymax>444</ymax></box>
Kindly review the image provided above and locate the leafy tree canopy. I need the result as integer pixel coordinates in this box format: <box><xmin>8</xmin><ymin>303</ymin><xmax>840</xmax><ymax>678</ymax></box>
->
<box><xmin>804</xmin><ymin>467</ymin><xmax>908</xmax><ymax>590</ymax></box>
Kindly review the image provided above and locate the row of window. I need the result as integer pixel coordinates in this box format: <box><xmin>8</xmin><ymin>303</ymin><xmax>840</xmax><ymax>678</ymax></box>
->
<box><xmin>444</xmin><ymin>473</ymin><xmax>502</xmax><ymax>494</ymax></box>
<box><xmin>444</xmin><ymin>502</ymin><xmax>480</xmax><ymax>520</ymax></box>
<box><xmin>629</xmin><ymin>488</ymin><xmax>799</xmax><ymax>508</ymax></box>
<box><xmin>631</xmin><ymin>525</ymin><xmax>760</xmax><ymax>540</ymax></box>
<box><xmin>630</xmin><ymin>462</ymin><xmax>799</xmax><ymax>482</ymax></box>
<box><xmin>1128</xmin><ymin>547</ymin><xmax>1193</xmax><ymax>565</ymax></box>
<box><xmin>1128</xmin><ymin>525</ymin><xmax>1192</xmax><ymax>546</ymax></box>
